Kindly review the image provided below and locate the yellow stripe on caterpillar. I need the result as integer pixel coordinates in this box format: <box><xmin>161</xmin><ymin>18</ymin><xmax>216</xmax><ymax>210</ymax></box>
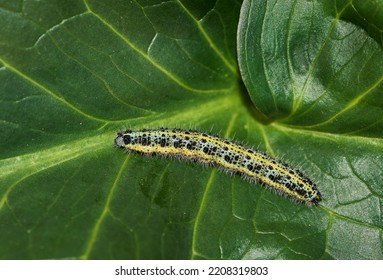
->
<box><xmin>114</xmin><ymin>128</ymin><xmax>322</xmax><ymax>207</ymax></box>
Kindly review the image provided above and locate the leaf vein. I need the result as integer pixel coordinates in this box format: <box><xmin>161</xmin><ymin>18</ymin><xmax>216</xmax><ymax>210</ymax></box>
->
<box><xmin>80</xmin><ymin>156</ymin><xmax>129</xmax><ymax>259</ymax></box>
<box><xmin>83</xmin><ymin>0</ymin><xmax>223</xmax><ymax>93</ymax></box>
<box><xmin>292</xmin><ymin>1</ymin><xmax>353</xmax><ymax>114</ymax></box>
<box><xmin>175</xmin><ymin>0</ymin><xmax>237</xmax><ymax>74</ymax></box>
<box><xmin>0</xmin><ymin>58</ymin><xmax>109</xmax><ymax>123</ymax></box>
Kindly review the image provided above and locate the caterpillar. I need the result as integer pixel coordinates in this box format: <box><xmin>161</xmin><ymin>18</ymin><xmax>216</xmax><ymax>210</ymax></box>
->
<box><xmin>114</xmin><ymin>128</ymin><xmax>322</xmax><ymax>207</ymax></box>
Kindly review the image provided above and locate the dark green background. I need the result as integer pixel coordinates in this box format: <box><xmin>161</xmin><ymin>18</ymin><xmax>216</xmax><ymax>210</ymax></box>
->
<box><xmin>1</xmin><ymin>0</ymin><xmax>382</xmax><ymax>259</ymax></box>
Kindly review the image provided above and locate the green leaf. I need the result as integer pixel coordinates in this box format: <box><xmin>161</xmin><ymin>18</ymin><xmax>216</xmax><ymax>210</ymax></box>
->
<box><xmin>0</xmin><ymin>0</ymin><xmax>382</xmax><ymax>260</ymax></box>
<box><xmin>238</xmin><ymin>0</ymin><xmax>383</xmax><ymax>132</ymax></box>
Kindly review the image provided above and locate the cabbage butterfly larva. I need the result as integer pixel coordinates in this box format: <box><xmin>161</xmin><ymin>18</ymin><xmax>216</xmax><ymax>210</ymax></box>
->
<box><xmin>114</xmin><ymin>128</ymin><xmax>322</xmax><ymax>207</ymax></box>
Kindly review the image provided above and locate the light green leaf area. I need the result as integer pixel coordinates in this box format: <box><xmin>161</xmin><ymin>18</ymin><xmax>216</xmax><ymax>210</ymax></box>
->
<box><xmin>0</xmin><ymin>0</ymin><xmax>382</xmax><ymax>260</ymax></box>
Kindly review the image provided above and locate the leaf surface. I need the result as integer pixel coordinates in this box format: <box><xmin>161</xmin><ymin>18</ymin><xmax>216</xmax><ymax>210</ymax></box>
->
<box><xmin>0</xmin><ymin>0</ymin><xmax>382</xmax><ymax>259</ymax></box>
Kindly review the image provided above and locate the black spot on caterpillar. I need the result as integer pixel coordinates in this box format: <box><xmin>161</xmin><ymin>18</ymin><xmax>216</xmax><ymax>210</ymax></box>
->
<box><xmin>114</xmin><ymin>128</ymin><xmax>322</xmax><ymax>207</ymax></box>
